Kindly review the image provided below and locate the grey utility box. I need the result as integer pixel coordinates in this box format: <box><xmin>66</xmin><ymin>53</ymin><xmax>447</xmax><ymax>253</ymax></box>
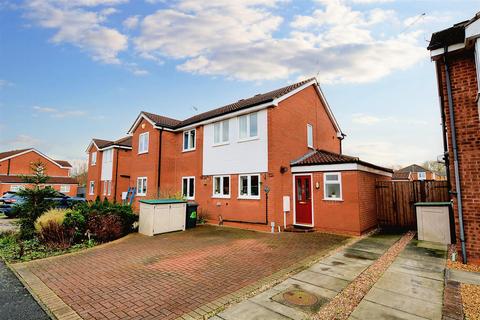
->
<box><xmin>139</xmin><ymin>199</ymin><xmax>187</xmax><ymax>236</ymax></box>
<box><xmin>415</xmin><ymin>202</ymin><xmax>452</xmax><ymax>244</ymax></box>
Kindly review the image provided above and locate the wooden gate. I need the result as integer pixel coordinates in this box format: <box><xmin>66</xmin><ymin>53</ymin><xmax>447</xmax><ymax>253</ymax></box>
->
<box><xmin>376</xmin><ymin>180</ymin><xmax>450</xmax><ymax>229</ymax></box>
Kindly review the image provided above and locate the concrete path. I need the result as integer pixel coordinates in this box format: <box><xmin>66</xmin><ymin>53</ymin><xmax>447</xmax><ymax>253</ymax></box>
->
<box><xmin>216</xmin><ymin>233</ymin><xmax>401</xmax><ymax>320</ymax></box>
<box><xmin>0</xmin><ymin>261</ymin><xmax>49</xmax><ymax>320</ymax></box>
<box><xmin>349</xmin><ymin>239</ymin><xmax>447</xmax><ymax>320</ymax></box>
<box><xmin>446</xmin><ymin>268</ymin><xmax>480</xmax><ymax>285</ymax></box>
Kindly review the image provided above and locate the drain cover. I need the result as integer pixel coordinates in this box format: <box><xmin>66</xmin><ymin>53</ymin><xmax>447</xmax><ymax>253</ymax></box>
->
<box><xmin>282</xmin><ymin>290</ymin><xmax>319</xmax><ymax>307</ymax></box>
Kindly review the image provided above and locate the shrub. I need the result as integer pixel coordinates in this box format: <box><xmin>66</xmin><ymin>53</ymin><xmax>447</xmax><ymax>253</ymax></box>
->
<box><xmin>87</xmin><ymin>214</ymin><xmax>123</xmax><ymax>242</ymax></box>
<box><xmin>37</xmin><ymin>221</ymin><xmax>74</xmax><ymax>249</ymax></box>
<box><xmin>63</xmin><ymin>210</ymin><xmax>86</xmax><ymax>242</ymax></box>
<box><xmin>34</xmin><ymin>208</ymin><xmax>68</xmax><ymax>233</ymax></box>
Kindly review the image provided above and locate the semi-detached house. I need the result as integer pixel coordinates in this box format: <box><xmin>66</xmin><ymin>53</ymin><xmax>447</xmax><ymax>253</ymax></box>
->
<box><xmin>86</xmin><ymin>78</ymin><xmax>393</xmax><ymax>235</ymax></box>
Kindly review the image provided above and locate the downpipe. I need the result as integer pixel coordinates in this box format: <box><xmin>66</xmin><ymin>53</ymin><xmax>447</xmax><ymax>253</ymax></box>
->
<box><xmin>444</xmin><ymin>49</ymin><xmax>467</xmax><ymax>264</ymax></box>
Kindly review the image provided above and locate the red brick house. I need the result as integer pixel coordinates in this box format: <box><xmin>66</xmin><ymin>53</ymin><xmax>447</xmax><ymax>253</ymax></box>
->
<box><xmin>0</xmin><ymin>148</ymin><xmax>77</xmax><ymax>196</ymax></box>
<box><xmin>87</xmin><ymin>78</ymin><xmax>392</xmax><ymax>235</ymax></box>
<box><xmin>392</xmin><ymin>164</ymin><xmax>446</xmax><ymax>181</ymax></box>
<box><xmin>429</xmin><ymin>12</ymin><xmax>480</xmax><ymax>263</ymax></box>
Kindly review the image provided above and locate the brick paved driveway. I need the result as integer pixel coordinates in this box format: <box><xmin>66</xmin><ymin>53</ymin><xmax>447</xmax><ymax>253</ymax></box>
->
<box><xmin>17</xmin><ymin>225</ymin><xmax>347</xmax><ymax>320</ymax></box>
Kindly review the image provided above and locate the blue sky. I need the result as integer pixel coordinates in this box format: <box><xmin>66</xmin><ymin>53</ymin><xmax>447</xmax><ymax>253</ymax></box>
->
<box><xmin>0</xmin><ymin>0</ymin><xmax>478</xmax><ymax>169</ymax></box>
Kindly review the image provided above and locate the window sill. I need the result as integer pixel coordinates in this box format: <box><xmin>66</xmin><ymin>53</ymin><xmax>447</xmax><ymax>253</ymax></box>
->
<box><xmin>138</xmin><ymin>151</ymin><xmax>149</xmax><ymax>155</ymax></box>
<box><xmin>212</xmin><ymin>142</ymin><xmax>229</xmax><ymax>147</ymax></box>
<box><xmin>237</xmin><ymin>136</ymin><xmax>259</xmax><ymax>143</ymax></box>
<box><xmin>323</xmin><ymin>198</ymin><xmax>343</xmax><ymax>202</ymax></box>
<box><xmin>238</xmin><ymin>196</ymin><xmax>261</xmax><ymax>200</ymax></box>
<box><xmin>137</xmin><ymin>194</ymin><xmax>146</xmax><ymax>197</ymax></box>
<box><xmin>212</xmin><ymin>195</ymin><xmax>230</xmax><ymax>199</ymax></box>
<box><xmin>182</xmin><ymin>148</ymin><xmax>196</xmax><ymax>153</ymax></box>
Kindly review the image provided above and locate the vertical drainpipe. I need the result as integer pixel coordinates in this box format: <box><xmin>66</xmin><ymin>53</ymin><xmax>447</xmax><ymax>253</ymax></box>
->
<box><xmin>7</xmin><ymin>159</ymin><xmax>10</xmax><ymax>176</ymax></box>
<box><xmin>443</xmin><ymin>47</ymin><xmax>467</xmax><ymax>263</ymax></box>
<box><xmin>157</xmin><ymin>128</ymin><xmax>163</xmax><ymax>198</ymax></box>
<box><xmin>114</xmin><ymin>148</ymin><xmax>119</xmax><ymax>203</ymax></box>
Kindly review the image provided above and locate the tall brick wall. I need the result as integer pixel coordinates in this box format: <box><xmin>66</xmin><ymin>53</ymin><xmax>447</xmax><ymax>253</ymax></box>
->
<box><xmin>0</xmin><ymin>150</ymin><xmax>70</xmax><ymax>177</ymax></box>
<box><xmin>436</xmin><ymin>50</ymin><xmax>480</xmax><ymax>263</ymax></box>
<box><xmin>357</xmin><ymin>171</ymin><xmax>390</xmax><ymax>233</ymax></box>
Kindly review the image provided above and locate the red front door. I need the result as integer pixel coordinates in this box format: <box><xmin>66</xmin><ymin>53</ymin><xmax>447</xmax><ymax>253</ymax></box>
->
<box><xmin>295</xmin><ymin>175</ymin><xmax>313</xmax><ymax>225</ymax></box>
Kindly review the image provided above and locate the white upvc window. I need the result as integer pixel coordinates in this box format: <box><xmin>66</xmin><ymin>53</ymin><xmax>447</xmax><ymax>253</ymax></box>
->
<box><xmin>238</xmin><ymin>174</ymin><xmax>260</xmax><ymax>199</ymax></box>
<box><xmin>91</xmin><ymin>152</ymin><xmax>97</xmax><ymax>166</ymax></box>
<box><xmin>138</xmin><ymin>132</ymin><xmax>149</xmax><ymax>154</ymax></box>
<box><xmin>417</xmin><ymin>172</ymin><xmax>427</xmax><ymax>180</ymax></box>
<box><xmin>103</xmin><ymin>180</ymin><xmax>112</xmax><ymax>196</ymax></box>
<box><xmin>103</xmin><ymin>181</ymin><xmax>107</xmax><ymax>196</ymax></box>
<box><xmin>213</xmin><ymin>175</ymin><xmax>230</xmax><ymax>198</ymax></box>
<box><xmin>307</xmin><ymin>124</ymin><xmax>313</xmax><ymax>149</ymax></box>
<box><xmin>60</xmin><ymin>185</ymin><xmax>70</xmax><ymax>193</ymax></box>
<box><xmin>103</xmin><ymin>149</ymin><xmax>113</xmax><ymax>163</ymax></box>
<box><xmin>137</xmin><ymin>177</ymin><xmax>147</xmax><ymax>196</ymax></box>
<box><xmin>182</xmin><ymin>176</ymin><xmax>195</xmax><ymax>200</ymax></box>
<box><xmin>89</xmin><ymin>181</ymin><xmax>95</xmax><ymax>195</ymax></box>
<box><xmin>214</xmin><ymin>120</ymin><xmax>229</xmax><ymax>145</ymax></box>
<box><xmin>238</xmin><ymin>112</ymin><xmax>258</xmax><ymax>141</ymax></box>
<box><xmin>324</xmin><ymin>172</ymin><xmax>342</xmax><ymax>200</ymax></box>
<box><xmin>10</xmin><ymin>185</ymin><xmax>24</xmax><ymax>192</ymax></box>
<box><xmin>183</xmin><ymin>129</ymin><xmax>196</xmax><ymax>151</ymax></box>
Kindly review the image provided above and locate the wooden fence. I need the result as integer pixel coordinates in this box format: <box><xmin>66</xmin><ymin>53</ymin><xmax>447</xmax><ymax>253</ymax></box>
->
<box><xmin>376</xmin><ymin>180</ymin><xmax>450</xmax><ymax>229</ymax></box>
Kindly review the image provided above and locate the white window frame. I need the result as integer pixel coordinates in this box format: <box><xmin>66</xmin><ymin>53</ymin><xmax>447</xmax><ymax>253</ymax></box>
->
<box><xmin>213</xmin><ymin>120</ymin><xmax>230</xmax><ymax>146</ymax></box>
<box><xmin>60</xmin><ymin>185</ymin><xmax>70</xmax><ymax>193</ymax></box>
<box><xmin>183</xmin><ymin>129</ymin><xmax>196</xmax><ymax>152</ymax></box>
<box><xmin>323</xmin><ymin>172</ymin><xmax>342</xmax><ymax>201</ymax></box>
<box><xmin>107</xmin><ymin>180</ymin><xmax>112</xmax><ymax>196</ymax></box>
<box><xmin>10</xmin><ymin>185</ymin><xmax>24</xmax><ymax>192</ymax></box>
<box><xmin>238</xmin><ymin>112</ymin><xmax>258</xmax><ymax>142</ymax></box>
<box><xmin>417</xmin><ymin>172</ymin><xmax>427</xmax><ymax>180</ymax></box>
<box><xmin>238</xmin><ymin>174</ymin><xmax>261</xmax><ymax>200</ymax></box>
<box><xmin>91</xmin><ymin>152</ymin><xmax>97</xmax><ymax>166</ymax></box>
<box><xmin>182</xmin><ymin>176</ymin><xmax>195</xmax><ymax>200</ymax></box>
<box><xmin>307</xmin><ymin>124</ymin><xmax>314</xmax><ymax>149</ymax></box>
<box><xmin>212</xmin><ymin>175</ymin><xmax>231</xmax><ymax>198</ymax></box>
<box><xmin>103</xmin><ymin>181</ymin><xmax>107</xmax><ymax>196</ymax></box>
<box><xmin>137</xmin><ymin>177</ymin><xmax>147</xmax><ymax>196</ymax></box>
<box><xmin>89</xmin><ymin>181</ymin><xmax>95</xmax><ymax>195</ymax></box>
<box><xmin>138</xmin><ymin>132</ymin><xmax>149</xmax><ymax>154</ymax></box>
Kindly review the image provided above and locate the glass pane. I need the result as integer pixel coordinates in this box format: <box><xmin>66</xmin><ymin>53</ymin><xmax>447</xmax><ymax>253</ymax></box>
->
<box><xmin>240</xmin><ymin>176</ymin><xmax>248</xmax><ymax>195</ymax></box>
<box><xmin>142</xmin><ymin>179</ymin><xmax>147</xmax><ymax>194</ymax></box>
<box><xmin>307</xmin><ymin>125</ymin><xmax>313</xmax><ymax>147</ymax></box>
<box><xmin>183</xmin><ymin>132</ymin><xmax>189</xmax><ymax>150</ymax></box>
<box><xmin>214</xmin><ymin>123</ymin><xmax>220</xmax><ymax>144</ymax></box>
<box><xmin>189</xmin><ymin>178</ymin><xmax>194</xmax><ymax>197</ymax></box>
<box><xmin>190</xmin><ymin>130</ymin><xmax>195</xmax><ymax>149</ymax></box>
<box><xmin>249</xmin><ymin>113</ymin><xmax>258</xmax><ymax>137</ymax></box>
<box><xmin>326</xmin><ymin>183</ymin><xmax>340</xmax><ymax>199</ymax></box>
<box><xmin>182</xmin><ymin>179</ymin><xmax>188</xmax><ymax>197</ymax></box>
<box><xmin>144</xmin><ymin>133</ymin><xmax>149</xmax><ymax>151</ymax></box>
<box><xmin>305</xmin><ymin>179</ymin><xmax>311</xmax><ymax>200</ymax></box>
<box><xmin>296</xmin><ymin>179</ymin><xmax>303</xmax><ymax>201</ymax></box>
<box><xmin>223</xmin><ymin>177</ymin><xmax>230</xmax><ymax>195</ymax></box>
<box><xmin>137</xmin><ymin>179</ymin><xmax>141</xmax><ymax>192</ymax></box>
<box><xmin>239</xmin><ymin>116</ymin><xmax>247</xmax><ymax>139</ymax></box>
<box><xmin>325</xmin><ymin>174</ymin><xmax>338</xmax><ymax>181</ymax></box>
<box><xmin>251</xmin><ymin>175</ymin><xmax>259</xmax><ymax>196</ymax></box>
<box><xmin>214</xmin><ymin>177</ymin><xmax>221</xmax><ymax>194</ymax></box>
<box><xmin>222</xmin><ymin>120</ymin><xmax>229</xmax><ymax>142</ymax></box>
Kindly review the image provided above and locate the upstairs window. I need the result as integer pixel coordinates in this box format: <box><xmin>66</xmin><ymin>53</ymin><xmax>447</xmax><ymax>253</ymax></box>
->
<box><xmin>103</xmin><ymin>149</ymin><xmax>113</xmax><ymax>164</ymax></box>
<box><xmin>182</xmin><ymin>177</ymin><xmax>195</xmax><ymax>199</ymax></box>
<box><xmin>89</xmin><ymin>181</ymin><xmax>95</xmax><ymax>195</ymax></box>
<box><xmin>213</xmin><ymin>175</ymin><xmax>230</xmax><ymax>198</ymax></box>
<box><xmin>239</xmin><ymin>112</ymin><xmax>258</xmax><ymax>140</ymax></box>
<box><xmin>324</xmin><ymin>173</ymin><xmax>342</xmax><ymax>200</ymax></box>
<box><xmin>183</xmin><ymin>129</ymin><xmax>196</xmax><ymax>151</ymax></box>
<box><xmin>307</xmin><ymin>124</ymin><xmax>313</xmax><ymax>149</ymax></box>
<box><xmin>214</xmin><ymin>120</ymin><xmax>229</xmax><ymax>145</ymax></box>
<box><xmin>137</xmin><ymin>177</ymin><xmax>147</xmax><ymax>196</ymax></box>
<box><xmin>91</xmin><ymin>152</ymin><xmax>97</xmax><ymax>166</ymax></box>
<box><xmin>138</xmin><ymin>132</ymin><xmax>149</xmax><ymax>154</ymax></box>
<box><xmin>238</xmin><ymin>174</ymin><xmax>260</xmax><ymax>199</ymax></box>
<box><xmin>417</xmin><ymin>172</ymin><xmax>427</xmax><ymax>180</ymax></box>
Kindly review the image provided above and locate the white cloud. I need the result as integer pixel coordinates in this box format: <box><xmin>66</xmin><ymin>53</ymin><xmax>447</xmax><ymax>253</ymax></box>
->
<box><xmin>133</xmin><ymin>0</ymin><xmax>425</xmax><ymax>83</ymax></box>
<box><xmin>24</xmin><ymin>0</ymin><xmax>128</xmax><ymax>64</ymax></box>
<box><xmin>123</xmin><ymin>15</ymin><xmax>139</xmax><ymax>29</ymax></box>
<box><xmin>348</xmin><ymin>0</ymin><xmax>393</xmax><ymax>4</ymax></box>
<box><xmin>351</xmin><ymin>113</ymin><xmax>429</xmax><ymax>126</ymax></box>
<box><xmin>351</xmin><ymin>113</ymin><xmax>383</xmax><ymax>125</ymax></box>
<box><xmin>2</xmin><ymin>134</ymin><xmax>43</xmax><ymax>149</ymax></box>
<box><xmin>0</xmin><ymin>79</ymin><xmax>13</xmax><ymax>89</ymax></box>
<box><xmin>33</xmin><ymin>106</ymin><xmax>87</xmax><ymax>118</ymax></box>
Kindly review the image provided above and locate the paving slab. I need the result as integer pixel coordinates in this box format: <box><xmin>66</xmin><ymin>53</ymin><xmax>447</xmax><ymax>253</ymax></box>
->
<box><xmin>348</xmin><ymin>241</ymin><xmax>391</xmax><ymax>255</ymax></box>
<box><xmin>375</xmin><ymin>271</ymin><xmax>444</xmax><ymax>301</ymax></box>
<box><xmin>389</xmin><ymin>261</ymin><xmax>444</xmax><ymax>281</ymax></box>
<box><xmin>342</xmin><ymin>248</ymin><xmax>381</xmax><ymax>261</ymax></box>
<box><xmin>364</xmin><ymin>287</ymin><xmax>442</xmax><ymax>319</ymax></box>
<box><xmin>321</xmin><ymin>252</ymin><xmax>373</xmax><ymax>267</ymax></box>
<box><xmin>249</xmin><ymin>290</ymin><xmax>306</xmax><ymax>320</ymax></box>
<box><xmin>291</xmin><ymin>270</ymin><xmax>350</xmax><ymax>293</ymax></box>
<box><xmin>270</xmin><ymin>278</ymin><xmax>338</xmax><ymax>300</ymax></box>
<box><xmin>393</xmin><ymin>256</ymin><xmax>446</xmax><ymax>273</ymax></box>
<box><xmin>309</xmin><ymin>261</ymin><xmax>368</xmax><ymax>281</ymax></box>
<box><xmin>447</xmin><ymin>269</ymin><xmax>480</xmax><ymax>285</ymax></box>
<box><xmin>349</xmin><ymin>300</ymin><xmax>427</xmax><ymax>320</ymax></box>
<box><xmin>218</xmin><ymin>300</ymin><xmax>291</xmax><ymax>320</ymax></box>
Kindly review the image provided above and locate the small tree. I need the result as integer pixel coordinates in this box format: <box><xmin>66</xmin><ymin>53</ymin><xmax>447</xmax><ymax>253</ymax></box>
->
<box><xmin>16</xmin><ymin>161</ymin><xmax>58</xmax><ymax>239</ymax></box>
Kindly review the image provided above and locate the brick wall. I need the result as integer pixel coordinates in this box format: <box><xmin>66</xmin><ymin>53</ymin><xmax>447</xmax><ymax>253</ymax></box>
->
<box><xmin>0</xmin><ymin>150</ymin><xmax>70</xmax><ymax>177</ymax></box>
<box><xmin>437</xmin><ymin>50</ymin><xmax>480</xmax><ymax>263</ymax></box>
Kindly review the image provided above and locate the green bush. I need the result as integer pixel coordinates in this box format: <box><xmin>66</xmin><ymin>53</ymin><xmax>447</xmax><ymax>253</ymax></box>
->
<box><xmin>63</xmin><ymin>210</ymin><xmax>86</xmax><ymax>241</ymax></box>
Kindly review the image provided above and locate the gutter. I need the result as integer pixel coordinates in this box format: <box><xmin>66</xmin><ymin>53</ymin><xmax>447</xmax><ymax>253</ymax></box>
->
<box><xmin>443</xmin><ymin>47</ymin><xmax>467</xmax><ymax>263</ymax></box>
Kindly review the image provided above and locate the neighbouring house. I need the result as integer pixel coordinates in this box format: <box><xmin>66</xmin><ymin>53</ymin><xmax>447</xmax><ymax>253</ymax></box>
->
<box><xmin>0</xmin><ymin>148</ymin><xmax>78</xmax><ymax>196</ymax></box>
<box><xmin>86</xmin><ymin>78</ymin><xmax>392</xmax><ymax>235</ymax></box>
<box><xmin>429</xmin><ymin>12</ymin><xmax>480</xmax><ymax>264</ymax></box>
<box><xmin>392</xmin><ymin>164</ymin><xmax>446</xmax><ymax>181</ymax></box>
<box><xmin>85</xmin><ymin>136</ymin><xmax>132</xmax><ymax>203</ymax></box>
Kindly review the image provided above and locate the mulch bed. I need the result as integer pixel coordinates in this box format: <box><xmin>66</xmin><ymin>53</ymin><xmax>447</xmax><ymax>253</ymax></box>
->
<box><xmin>314</xmin><ymin>231</ymin><xmax>415</xmax><ymax>320</ymax></box>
